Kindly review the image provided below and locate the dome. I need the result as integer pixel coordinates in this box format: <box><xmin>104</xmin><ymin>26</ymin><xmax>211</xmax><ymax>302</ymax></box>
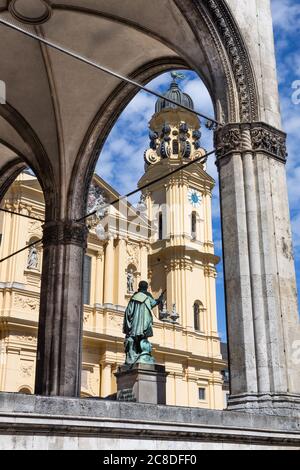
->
<box><xmin>155</xmin><ymin>76</ymin><xmax>194</xmax><ymax>113</ymax></box>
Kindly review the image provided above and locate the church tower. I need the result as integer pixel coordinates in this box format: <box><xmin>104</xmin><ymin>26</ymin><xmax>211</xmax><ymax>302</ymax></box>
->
<box><xmin>138</xmin><ymin>74</ymin><xmax>220</xmax><ymax>352</ymax></box>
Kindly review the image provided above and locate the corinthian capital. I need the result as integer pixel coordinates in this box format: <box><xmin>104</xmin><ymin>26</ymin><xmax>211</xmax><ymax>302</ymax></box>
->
<box><xmin>43</xmin><ymin>220</ymin><xmax>88</xmax><ymax>248</ymax></box>
<box><xmin>215</xmin><ymin>122</ymin><xmax>287</xmax><ymax>163</ymax></box>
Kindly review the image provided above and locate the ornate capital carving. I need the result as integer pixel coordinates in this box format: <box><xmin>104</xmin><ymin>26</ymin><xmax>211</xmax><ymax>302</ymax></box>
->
<box><xmin>43</xmin><ymin>221</ymin><xmax>88</xmax><ymax>248</ymax></box>
<box><xmin>215</xmin><ymin>123</ymin><xmax>287</xmax><ymax>163</ymax></box>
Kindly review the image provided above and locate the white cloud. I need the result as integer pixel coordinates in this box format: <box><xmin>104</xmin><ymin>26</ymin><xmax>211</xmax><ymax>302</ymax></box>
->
<box><xmin>271</xmin><ymin>0</ymin><xmax>300</xmax><ymax>33</ymax></box>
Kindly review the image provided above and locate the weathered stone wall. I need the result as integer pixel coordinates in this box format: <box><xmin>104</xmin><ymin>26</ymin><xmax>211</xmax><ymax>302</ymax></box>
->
<box><xmin>0</xmin><ymin>394</ymin><xmax>299</xmax><ymax>450</ymax></box>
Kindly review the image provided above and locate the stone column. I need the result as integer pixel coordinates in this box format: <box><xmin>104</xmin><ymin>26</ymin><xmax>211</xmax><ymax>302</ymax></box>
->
<box><xmin>35</xmin><ymin>220</ymin><xmax>88</xmax><ymax>396</ymax></box>
<box><xmin>216</xmin><ymin>123</ymin><xmax>300</xmax><ymax>416</ymax></box>
<box><xmin>103</xmin><ymin>235</ymin><xmax>114</xmax><ymax>305</ymax></box>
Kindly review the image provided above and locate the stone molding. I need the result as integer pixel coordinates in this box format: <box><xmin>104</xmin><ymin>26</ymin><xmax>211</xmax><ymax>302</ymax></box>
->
<box><xmin>42</xmin><ymin>221</ymin><xmax>88</xmax><ymax>248</ymax></box>
<box><xmin>215</xmin><ymin>122</ymin><xmax>287</xmax><ymax>162</ymax></box>
<box><xmin>0</xmin><ymin>394</ymin><xmax>299</xmax><ymax>449</ymax></box>
<box><xmin>205</xmin><ymin>0</ymin><xmax>258</xmax><ymax>122</ymax></box>
<box><xmin>227</xmin><ymin>393</ymin><xmax>300</xmax><ymax>419</ymax></box>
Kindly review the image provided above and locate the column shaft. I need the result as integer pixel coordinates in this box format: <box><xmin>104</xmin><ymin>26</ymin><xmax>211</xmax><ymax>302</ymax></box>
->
<box><xmin>216</xmin><ymin>122</ymin><xmax>300</xmax><ymax>414</ymax></box>
<box><xmin>35</xmin><ymin>220</ymin><xmax>87</xmax><ymax>396</ymax></box>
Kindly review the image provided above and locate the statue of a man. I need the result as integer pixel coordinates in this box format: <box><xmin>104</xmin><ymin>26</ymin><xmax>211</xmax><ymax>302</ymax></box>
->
<box><xmin>27</xmin><ymin>246</ymin><xmax>38</xmax><ymax>270</ymax></box>
<box><xmin>123</xmin><ymin>281</ymin><xmax>164</xmax><ymax>366</ymax></box>
<box><xmin>127</xmin><ymin>269</ymin><xmax>134</xmax><ymax>294</ymax></box>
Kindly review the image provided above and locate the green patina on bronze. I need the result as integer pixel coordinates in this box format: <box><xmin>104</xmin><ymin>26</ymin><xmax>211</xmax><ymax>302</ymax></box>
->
<box><xmin>123</xmin><ymin>282</ymin><xmax>163</xmax><ymax>365</ymax></box>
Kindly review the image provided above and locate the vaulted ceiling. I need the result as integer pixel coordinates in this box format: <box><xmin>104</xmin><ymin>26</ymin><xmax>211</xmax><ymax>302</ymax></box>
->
<box><xmin>0</xmin><ymin>1</ymin><xmax>242</xmax><ymax>218</ymax></box>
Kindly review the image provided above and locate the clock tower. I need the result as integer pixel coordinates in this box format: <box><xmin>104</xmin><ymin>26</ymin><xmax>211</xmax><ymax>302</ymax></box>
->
<box><xmin>138</xmin><ymin>74</ymin><xmax>220</xmax><ymax>340</ymax></box>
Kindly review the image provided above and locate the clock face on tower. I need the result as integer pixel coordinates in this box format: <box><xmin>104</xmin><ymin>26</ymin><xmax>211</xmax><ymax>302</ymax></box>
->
<box><xmin>188</xmin><ymin>188</ymin><xmax>202</xmax><ymax>208</ymax></box>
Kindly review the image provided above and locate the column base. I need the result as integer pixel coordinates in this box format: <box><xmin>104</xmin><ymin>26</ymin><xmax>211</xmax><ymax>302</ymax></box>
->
<box><xmin>227</xmin><ymin>393</ymin><xmax>300</xmax><ymax>418</ymax></box>
<box><xmin>115</xmin><ymin>364</ymin><xmax>168</xmax><ymax>405</ymax></box>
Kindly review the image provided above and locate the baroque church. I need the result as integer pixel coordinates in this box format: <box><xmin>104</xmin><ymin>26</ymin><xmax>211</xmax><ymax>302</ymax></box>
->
<box><xmin>0</xmin><ymin>77</ymin><xmax>226</xmax><ymax>409</ymax></box>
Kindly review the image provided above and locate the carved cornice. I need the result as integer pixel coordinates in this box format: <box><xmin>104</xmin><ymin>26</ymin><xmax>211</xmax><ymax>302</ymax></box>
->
<box><xmin>215</xmin><ymin>123</ymin><xmax>287</xmax><ymax>163</ymax></box>
<box><xmin>43</xmin><ymin>221</ymin><xmax>88</xmax><ymax>248</ymax></box>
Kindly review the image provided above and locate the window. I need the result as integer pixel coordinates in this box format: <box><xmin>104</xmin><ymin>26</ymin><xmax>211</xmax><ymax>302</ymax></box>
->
<box><xmin>172</xmin><ymin>140</ymin><xmax>179</xmax><ymax>155</ymax></box>
<box><xmin>191</xmin><ymin>211</ymin><xmax>197</xmax><ymax>240</ymax></box>
<box><xmin>18</xmin><ymin>387</ymin><xmax>32</xmax><ymax>395</ymax></box>
<box><xmin>198</xmin><ymin>388</ymin><xmax>206</xmax><ymax>401</ymax></box>
<box><xmin>158</xmin><ymin>212</ymin><xmax>163</xmax><ymax>240</ymax></box>
<box><xmin>194</xmin><ymin>302</ymin><xmax>200</xmax><ymax>331</ymax></box>
<box><xmin>83</xmin><ymin>255</ymin><xmax>92</xmax><ymax>305</ymax></box>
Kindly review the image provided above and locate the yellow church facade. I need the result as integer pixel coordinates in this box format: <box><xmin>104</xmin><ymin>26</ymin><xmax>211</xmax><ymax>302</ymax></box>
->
<box><xmin>0</xmin><ymin>78</ymin><xmax>225</xmax><ymax>409</ymax></box>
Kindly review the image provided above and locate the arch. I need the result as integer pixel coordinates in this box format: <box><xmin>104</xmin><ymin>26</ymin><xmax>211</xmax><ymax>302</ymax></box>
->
<box><xmin>68</xmin><ymin>0</ymin><xmax>260</xmax><ymax>221</ymax></box>
<box><xmin>1</xmin><ymin>0</ymin><xmax>276</xmax><ymax>402</ymax></box>
<box><xmin>0</xmin><ymin>157</ymin><xmax>26</xmax><ymax>203</ymax></box>
<box><xmin>174</xmin><ymin>0</ymin><xmax>259</xmax><ymax>122</ymax></box>
<box><xmin>69</xmin><ymin>57</ymin><xmax>188</xmax><ymax>220</ymax></box>
<box><xmin>0</xmin><ymin>104</ymin><xmax>58</xmax><ymax>220</ymax></box>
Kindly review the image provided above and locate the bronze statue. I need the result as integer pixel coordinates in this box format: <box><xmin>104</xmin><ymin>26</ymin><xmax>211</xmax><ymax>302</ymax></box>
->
<box><xmin>123</xmin><ymin>281</ymin><xmax>164</xmax><ymax>365</ymax></box>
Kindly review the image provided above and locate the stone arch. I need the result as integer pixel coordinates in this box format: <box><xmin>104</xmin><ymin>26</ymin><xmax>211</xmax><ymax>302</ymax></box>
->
<box><xmin>0</xmin><ymin>156</ymin><xmax>26</xmax><ymax>203</ymax></box>
<box><xmin>68</xmin><ymin>0</ymin><xmax>260</xmax><ymax>220</ymax></box>
<box><xmin>0</xmin><ymin>104</ymin><xmax>57</xmax><ymax>220</ymax></box>
<box><xmin>174</xmin><ymin>0</ymin><xmax>259</xmax><ymax>122</ymax></box>
<box><xmin>69</xmin><ymin>57</ymin><xmax>188</xmax><ymax>220</ymax></box>
<box><xmin>1</xmin><ymin>1</ymin><xmax>296</xmax><ymax>412</ymax></box>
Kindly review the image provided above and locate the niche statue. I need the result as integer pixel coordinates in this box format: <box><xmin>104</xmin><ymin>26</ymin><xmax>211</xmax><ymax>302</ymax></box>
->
<box><xmin>123</xmin><ymin>281</ymin><xmax>164</xmax><ymax>365</ymax></box>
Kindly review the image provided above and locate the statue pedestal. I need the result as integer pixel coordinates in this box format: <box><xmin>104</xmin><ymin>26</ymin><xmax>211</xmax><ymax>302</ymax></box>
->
<box><xmin>115</xmin><ymin>364</ymin><xmax>168</xmax><ymax>405</ymax></box>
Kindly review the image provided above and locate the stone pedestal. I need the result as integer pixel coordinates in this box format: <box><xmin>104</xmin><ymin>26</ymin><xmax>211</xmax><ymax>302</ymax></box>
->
<box><xmin>115</xmin><ymin>364</ymin><xmax>168</xmax><ymax>405</ymax></box>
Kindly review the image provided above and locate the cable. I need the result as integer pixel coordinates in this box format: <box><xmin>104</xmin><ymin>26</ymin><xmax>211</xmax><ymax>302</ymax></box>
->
<box><xmin>0</xmin><ymin>148</ymin><xmax>215</xmax><ymax>263</ymax></box>
<box><xmin>0</xmin><ymin>238</ymin><xmax>43</xmax><ymax>264</ymax></box>
<box><xmin>0</xmin><ymin>208</ymin><xmax>44</xmax><ymax>222</ymax></box>
<box><xmin>0</xmin><ymin>17</ymin><xmax>220</xmax><ymax>129</ymax></box>
<box><xmin>77</xmin><ymin>149</ymin><xmax>215</xmax><ymax>222</ymax></box>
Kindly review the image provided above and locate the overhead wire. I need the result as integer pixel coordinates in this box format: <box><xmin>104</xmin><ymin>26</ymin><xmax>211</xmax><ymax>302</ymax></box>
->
<box><xmin>0</xmin><ymin>16</ymin><xmax>221</xmax><ymax>129</ymax></box>
<box><xmin>0</xmin><ymin>15</ymin><xmax>220</xmax><ymax>263</ymax></box>
<box><xmin>0</xmin><ymin>149</ymin><xmax>216</xmax><ymax>263</ymax></box>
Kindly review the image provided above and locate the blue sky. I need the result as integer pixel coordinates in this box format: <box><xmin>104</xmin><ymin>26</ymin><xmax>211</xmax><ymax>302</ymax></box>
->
<box><xmin>96</xmin><ymin>0</ymin><xmax>300</xmax><ymax>342</ymax></box>
<box><xmin>272</xmin><ymin>0</ymin><xmax>300</xmax><ymax>298</ymax></box>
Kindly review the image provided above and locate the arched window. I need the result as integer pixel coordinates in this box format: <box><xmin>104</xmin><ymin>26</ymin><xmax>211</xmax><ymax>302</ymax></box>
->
<box><xmin>158</xmin><ymin>212</ymin><xmax>163</xmax><ymax>240</ymax></box>
<box><xmin>194</xmin><ymin>302</ymin><xmax>200</xmax><ymax>331</ymax></box>
<box><xmin>194</xmin><ymin>301</ymin><xmax>204</xmax><ymax>332</ymax></box>
<box><xmin>18</xmin><ymin>387</ymin><xmax>32</xmax><ymax>395</ymax></box>
<box><xmin>191</xmin><ymin>211</ymin><xmax>197</xmax><ymax>240</ymax></box>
